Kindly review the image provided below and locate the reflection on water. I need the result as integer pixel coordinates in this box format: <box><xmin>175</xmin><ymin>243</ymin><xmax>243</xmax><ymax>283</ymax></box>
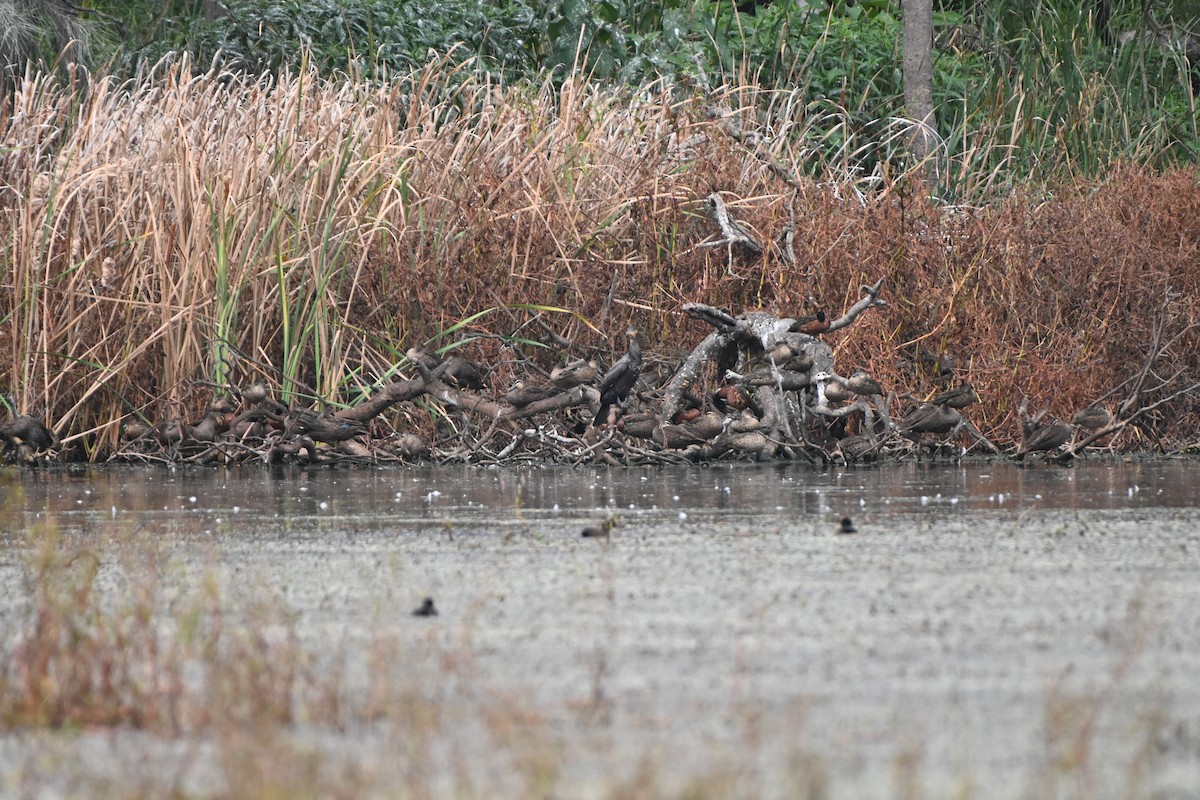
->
<box><xmin>3</xmin><ymin>460</ymin><xmax>1198</xmax><ymax>533</ymax></box>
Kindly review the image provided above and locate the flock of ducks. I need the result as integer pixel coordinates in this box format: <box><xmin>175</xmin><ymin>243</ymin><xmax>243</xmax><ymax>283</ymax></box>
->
<box><xmin>0</xmin><ymin>322</ymin><xmax>1117</xmax><ymax>463</ymax></box>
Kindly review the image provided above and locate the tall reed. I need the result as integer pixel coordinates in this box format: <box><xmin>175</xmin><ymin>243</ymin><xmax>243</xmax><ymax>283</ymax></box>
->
<box><xmin>1</xmin><ymin>56</ymin><xmax>1198</xmax><ymax>456</ymax></box>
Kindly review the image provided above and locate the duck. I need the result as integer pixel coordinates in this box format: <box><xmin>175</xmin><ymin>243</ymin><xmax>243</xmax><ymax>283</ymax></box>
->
<box><xmin>582</xmin><ymin>514</ymin><xmax>618</xmax><ymax>539</ymax></box>
<box><xmin>440</xmin><ymin>357</ymin><xmax>486</xmax><ymax>390</ymax></box>
<box><xmin>823</xmin><ymin>376</ymin><xmax>854</xmax><ymax>404</ymax></box>
<box><xmin>900</xmin><ymin>402</ymin><xmax>963</xmax><ymax>437</ymax></box>
<box><xmin>792</xmin><ymin>310</ymin><xmax>829</xmax><ymax>336</ymax></box>
<box><xmin>287</xmin><ymin>409</ymin><xmax>366</xmax><ymax>443</ymax></box>
<box><xmin>1071</xmin><ymin>405</ymin><xmax>1112</xmax><ymax>430</ymax></box>
<box><xmin>712</xmin><ymin>384</ymin><xmax>750</xmax><ymax>413</ymax></box>
<box><xmin>550</xmin><ymin>358</ymin><xmax>600</xmax><ymax>389</ymax></box>
<box><xmin>412</xmin><ymin>597</ymin><xmax>438</xmax><ymax>617</ymax></box>
<box><xmin>506</xmin><ymin>380</ymin><xmax>559</xmax><ymax>408</ymax></box>
<box><xmin>592</xmin><ymin>327</ymin><xmax>642</xmax><ymax>428</ymax></box>
<box><xmin>0</xmin><ymin>414</ymin><xmax>58</xmax><ymax>452</ymax></box>
<box><xmin>932</xmin><ymin>383</ymin><xmax>979</xmax><ymax>410</ymax></box>
<box><xmin>1015</xmin><ymin>420</ymin><xmax>1072</xmax><ymax>460</ymax></box>
<box><xmin>845</xmin><ymin>368</ymin><xmax>883</xmax><ymax>397</ymax></box>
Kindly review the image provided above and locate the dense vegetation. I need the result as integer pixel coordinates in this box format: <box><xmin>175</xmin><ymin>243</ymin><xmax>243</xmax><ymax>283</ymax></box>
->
<box><xmin>76</xmin><ymin>0</ymin><xmax>1199</xmax><ymax>189</ymax></box>
<box><xmin>1</xmin><ymin>0</ymin><xmax>1199</xmax><ymax>459</ymax></box>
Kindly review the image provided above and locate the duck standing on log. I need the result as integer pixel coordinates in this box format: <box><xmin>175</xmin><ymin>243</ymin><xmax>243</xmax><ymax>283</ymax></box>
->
<box><xmin>592</xmin><ymin>326</ymin><xmax>642</xmax><ymax>428</ymax></box>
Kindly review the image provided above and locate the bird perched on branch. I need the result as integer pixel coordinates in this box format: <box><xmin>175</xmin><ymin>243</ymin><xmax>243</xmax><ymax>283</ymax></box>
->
<box><xmin>592</xmin><ymin>326</ymin><xmax>642</xmax><ymax>428</ymax></box>
<box><xmin>792</xmin><ymin>310</ymin><xmax>829</xmax><ymax>336</ymax></box>
<box><xmin>900</xmin><ymin>403</ymin><xmax>963</xmax><ymax>438</ymax></box>
<box><xmin>506</xmin><ymin>380</ymin><xmax>559</xmax><ymax>408</ymax></box>
<box><xmin>713</xmin><ymin>384</ymin><xmax>750</xmax><ymax>413</ymax></box>
<box><xmin>823</xmin><ymin>376</ymin><xmax>853</xmax><ymax>404</ymax></box>
<box><xmin>405</xmin><ymin>347</ymin><xmax>486</xmax><ymax>390</ymax></box>
<box><xmin>1071</xmin><ymin>406</ymin><xmax>1112</xmax><ymax>430</ymax></box>
<box><xmin>286</xmin><ymin>409</ymin><xmax>366</xmax><ymax>443</ymax></box>
<box><xmin>550</xmin><ymin>358</ymin><xmax>599</xmax><ymax>389</ymax></box>
<box><xmin>932</xmin><ymin>383</ymin><xmax>979</xmax><ymax>410</ymax></box>
<box><xmin>845</xmin><ymin>368</ymin><xmax>884</xmax><ymax>398</ymax></box>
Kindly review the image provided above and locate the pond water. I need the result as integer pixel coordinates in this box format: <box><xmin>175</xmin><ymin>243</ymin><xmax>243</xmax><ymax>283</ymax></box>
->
<box><xmin>2</xmin><ymin>459</ymin><xmax>1199</xmax><ymax>799</ymax></box>
<box><xmin>9</xmin><ymin>458</ymin><xmax>1200</xmax><ymax>529</ymax></box>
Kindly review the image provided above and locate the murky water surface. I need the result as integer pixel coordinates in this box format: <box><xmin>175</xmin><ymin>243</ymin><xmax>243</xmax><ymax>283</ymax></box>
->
<box><xmin>10</xmin><ymin>458</ymin><xmax>1200</xmax><ymax>529</ymax></box>
<box><xmin>2</xmin><ymin>460</ymin><xmax>1200</xmax><ymax>799</ymax></box>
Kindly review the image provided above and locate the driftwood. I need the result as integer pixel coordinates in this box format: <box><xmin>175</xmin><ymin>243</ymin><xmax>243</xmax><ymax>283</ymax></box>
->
<box><xmin>661</xmin><ymin>278</ymin><xmax>886</xmax><ymax>424</ymax></box>
<box><xmin>77</xmin><ymin>199</ymin><xmax>1186</xmax><ymax>467</ymax></box>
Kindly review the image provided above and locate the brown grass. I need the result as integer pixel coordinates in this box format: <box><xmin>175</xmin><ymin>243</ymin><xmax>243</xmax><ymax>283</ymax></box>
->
<box><xmin>1</xmin><ymin>60</ymin><xmax>1198</xmax><ymax>456</ymax></box>
<box><xmin>0</xmin><ymin>513</ymin><xmax>815</xmax><ymax>798</ymax></box>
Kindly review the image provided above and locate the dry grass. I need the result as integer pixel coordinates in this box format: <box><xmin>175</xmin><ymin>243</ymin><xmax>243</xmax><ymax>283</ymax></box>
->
<box><xmin>0</xmin><ymin>512</ymin><xmax>815</xmax><ymax>799</ymax></box>
<box><xmin>1</xmin><ymin>60</ymin><xmax>1198</xmax><ymax>456</ymax></box>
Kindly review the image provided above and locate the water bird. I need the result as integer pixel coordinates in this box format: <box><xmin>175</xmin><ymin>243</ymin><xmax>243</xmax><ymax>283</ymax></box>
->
<box><xmin>900</xmin><ymin>403</ymin><xmax>963</xmax><ymax>437</ymax></box>
<box><xmin>845</xmin><ymin>368</ymin><xmax>883</xmax><ymax>397</ymax></box>
<box><xmin>121</xmin><ymin>419</ymin><xmax>151</xmax><ymax>441</ymax></box>
<box><xmin>506</xmin><ymin>380</ymin><xmax>559</xmax><ymax>408</ymax></box>
<box><xmin>592</xmin><ymin>326</ymin><xmax>642</xmax><ymax>428</ymax></box>
<box><xmin>412</xmin><ymin>597</ymin><xmax>438</xmax><ymax>617</ymax></box>
<box><xmin>713</xmin><ymin>384</ymin><xmax>750</xmax><ymax>413</ymax></box>
<box><xmin>837</xmin><ymin>516</ymin><xmax>858</xmax><ymax>535</ymax></box>
<box><xmin>932</xmin><ymin>383</ymin><xmax>979</xmax><ymax>410</ymax></box>
<box><xmin>583</xmin><ymin>515</ymin><xmax>618</xmax><ymax>539</ymax></box>
<box><xmin>407</xmin><ymin>345</ymin><xmax>441</xmax><ymax>370</ymax></box>
<box><xmin>823</xmin><ymin>376</ymin><xmax>853</xmax><ymax>404</ymax></box>
<box><xmin>1015</xmin><ymin>420</ymin><xmax>1072</xmax><ymax>460</ymax></box>
<box><xmin>287</xmin><ymin>409</ymin><xmax>366</xmax><ymax>443</ymax></box>
<box><xmin>1071</xmin><ymin>406</ymin><xmax>1112</xmax><ymax>430</ymax></box>
<box><xmin>440</xmin><ymin>357</ymin><xmax>486</xmax><ymax>390</ymax></box>
<box><xmin>186</xmin><ymin>410</ymin><xmax>224</xmax><ymax>443</ymax></box>
<box><xmin>792</xmin><ymin>310</ymin><xmax>829</xmax><ymax>336</ymax></box>
<box><xmin>550</xmin><ymin>358</ymin><xmax>600</xmax><ymax>389</ymax></box>
<box><xmin>405</xmin><ymin>347</ymin><xmax>486</xmax><ymax>390</ymax></box>
<box><xmin>242</xmin><ymin>380</ymin><xmax>271</xmax><ymax>405</ymax></box>
<box><xmin>0</xmin><ymin>414</ymin><xmax>58</xmax><ymax>452</ymax></box>
<box><xmin>767</xmin><ymin>340</ymin><xmax>815</xmax><ymax>372</ymax></box>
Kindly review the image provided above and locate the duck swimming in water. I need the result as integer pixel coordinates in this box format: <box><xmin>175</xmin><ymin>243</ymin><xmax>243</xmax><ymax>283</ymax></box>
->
<box><xmin>412</xmin><ymin>597</ymin><xmax>438</xmax><ymax>617</ymax></box>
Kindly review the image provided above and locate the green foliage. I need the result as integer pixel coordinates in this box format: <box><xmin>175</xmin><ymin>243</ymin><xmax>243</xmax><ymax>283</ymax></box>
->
<box><xmin>65</xmin><ymin>0</ymin><xmax>1200</xmax><ymax>187</ymax></box>
<box><xmin>0</xmin><ymin>0</ymin><xmax>90</xmax><ymax>93</ymax></box>
<box><xmin>114</xmin><ymin>0</ymin><xmax>543</xmax><ymax>77</ymax></box>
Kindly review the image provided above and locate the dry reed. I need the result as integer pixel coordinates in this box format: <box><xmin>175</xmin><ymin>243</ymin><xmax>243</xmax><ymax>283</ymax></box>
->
<box><xmin>1</xmin><ymin>58</ymin><xmax>1198</xmax><ymax>456</ymax></box>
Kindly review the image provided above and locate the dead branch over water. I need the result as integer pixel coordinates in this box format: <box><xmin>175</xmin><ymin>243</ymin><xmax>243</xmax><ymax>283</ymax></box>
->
<box><xmin>1</xmin><ymin>61</ymin><xmax>1199</xmax><ymax>463</ymax></box>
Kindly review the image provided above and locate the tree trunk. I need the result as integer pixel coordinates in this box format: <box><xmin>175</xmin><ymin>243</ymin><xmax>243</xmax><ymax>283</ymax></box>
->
<box><xmin>203</xmin><ymin>0</ymin><xmax>228</xmax><ymax>22</ymax></box>
<box><xmin>902</xmin><ymin>0</ymin><xmax>936</xmax><ymax>182</ymax></box>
